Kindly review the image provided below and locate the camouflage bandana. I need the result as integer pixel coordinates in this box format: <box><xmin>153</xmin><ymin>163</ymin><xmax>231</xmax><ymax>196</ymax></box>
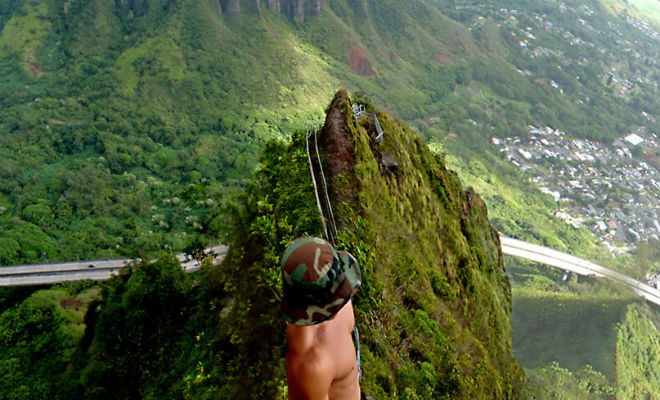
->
<box><xmin>280</xmin><ymin>237</ymin><xmax>362</xmax><ymax>326</ymax></box>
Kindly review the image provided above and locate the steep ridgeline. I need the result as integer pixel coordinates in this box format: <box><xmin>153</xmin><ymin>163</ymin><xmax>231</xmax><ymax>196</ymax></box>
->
<box><xmin>0</xmin><ymin>91</ymin><xmax>525</xmax><ymax>399</ymax></box>
<box><xmin>213</xmin><ymin>90</ymin><xmax>524</xmax><ymax>399</ymax></box>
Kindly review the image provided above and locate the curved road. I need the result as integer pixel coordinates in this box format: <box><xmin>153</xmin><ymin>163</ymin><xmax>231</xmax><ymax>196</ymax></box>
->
<box><xmin>0</xmin><ymin>245</ymin><xmax>228</xmax><ymax>286</ymax></box>
<box><xmin>501</xmin><ymin>236</ymin><xmax>660</xmax><ymax>307</ymax></box>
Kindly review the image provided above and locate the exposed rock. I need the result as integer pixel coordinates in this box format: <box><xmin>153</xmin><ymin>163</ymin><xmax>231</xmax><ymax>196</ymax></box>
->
<box><xmin>221</xmin><ymin>0</ymin><xmax>240</xmax><ymax>17</ymax></box>
<box><xmin>61</xmin><ymin>297</ymin><xmax>84</xmax><ymax>310</ymax></box>
<box><xmin>240</xmin><ymin>0</ymin><xmax>261</xmax><ymax>11</ymax></box>
<box><xmin>320</xmin><ymin>90</ymin><xmax>354</xmax><ymax>178</ymax></box>
<box><xmin>319</xmin><ymin>90</ymin><xmax>358</xmax><ymax>220</ymax></box>
<box><xmin>434</xmin><ymin>53</ymin><xmax>450</xmax><ymax>64</ymax></box>
<box><xmin>264</xmin><ymin>0</ymin><xmax>326</xmax><ymax>21</ymax></box>
<box><xmin>381</xmin><ymin>151</ymin><xmax>399</xmax><ymax>173</ymax></box>
<box><xmin>277</xmin><ymin>0</ymin><xmax>304</xmax><ymax>22</ymax></box>
<box><xmin>295</xmin><ymin>0</ymin><xmax>304</xmax><ymax>22</ymax></box>
<box><xmin>111</xmin><ymin>0</ymin><xmax>154</xmax><ymax>12</ymax></box>
<box><xmin>347</xmin><ymin>44</ymin><xmax>375</xmax><ymax>77</ymax></box>
<box><xmin>388</xmin><ymin>51</ymin><xmax>397</xmax><ymax>63</ymax></box>
<box><xmin>110</xmin><ymin>0</ymin><xmax>324</xmax><ymax>20</ymax></box>
<box><xmin>311</xmin><ymin>0</ymin><xmax>322</xmax><ymax>15</ymax></box>
<box><xmin>24</xmin><ymin>52</ymin><xmax>41</xmax><ymax>77</ymax></box>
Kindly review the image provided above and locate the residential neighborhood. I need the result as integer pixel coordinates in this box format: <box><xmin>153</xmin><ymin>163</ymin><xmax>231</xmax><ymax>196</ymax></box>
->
<box><xmin>473</xmin><ymin>3</ymin><xmax>659</xmax><ymax>103</ymax></box>
<box><xmin>454</xmin><ymin>1</ymin><xmax>660</xmax><ymax>253</ymax></box>
<box><xmin>495</xmin><ymin>125</ymin><xmax>660</xmax><ymax>251</ymax></box>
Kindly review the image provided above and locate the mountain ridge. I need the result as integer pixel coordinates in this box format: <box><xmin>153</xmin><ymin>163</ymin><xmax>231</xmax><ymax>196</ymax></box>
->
<box><xmin>187</xmin><ymin>90</ymin><xmax>525</xmax><ymax>398</ymax></box>
<box><xmin>1</xmin><ymin>0</ymin><xmax>659</xmax><ymax>397</ymax></box>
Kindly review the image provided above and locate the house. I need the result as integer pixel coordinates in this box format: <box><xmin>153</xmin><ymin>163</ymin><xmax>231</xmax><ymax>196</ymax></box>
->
<box><xmin>540</xmin><ymin>187</ymin><xmax>561</xmax><ymax>202</ymax></box>
<box><xmin>624</xmin><ymin>133</ymin><xmax>644</xmax><ymax>146</ymax></box>
<box><xmin>518</xmin><ymin>148</ymin><xmax>532</xmax><ymax>160</ymax></box>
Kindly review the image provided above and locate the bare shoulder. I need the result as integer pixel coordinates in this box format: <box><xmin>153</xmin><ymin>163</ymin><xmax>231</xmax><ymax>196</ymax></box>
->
<box><xmin>286</xmin><ymin>342</ymin><xmax>333</xmax><ymax>400</ymax></box>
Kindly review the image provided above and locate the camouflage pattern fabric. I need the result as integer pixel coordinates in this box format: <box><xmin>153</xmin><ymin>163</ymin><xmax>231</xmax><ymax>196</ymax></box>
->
<box><xmin>280</xmin><ymin>237</ymin><xmax>361</xmax><ymax>326</ymax></box>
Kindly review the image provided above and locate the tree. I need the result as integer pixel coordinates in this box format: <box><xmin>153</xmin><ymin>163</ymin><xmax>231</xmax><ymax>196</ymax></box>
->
<box><xmin>0</xmin><ymin>237</ymin><xmax>20</xmax><ymax>265</ymax></box>
<box><xmin>64</xmin><ymin>256</ymin><xmax>194</xmax><ymax>400</ymax></box>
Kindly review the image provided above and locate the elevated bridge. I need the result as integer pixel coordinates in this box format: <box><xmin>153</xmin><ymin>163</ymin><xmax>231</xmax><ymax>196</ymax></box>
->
<box><xmin>501</xmin><ymin>236</ymin><xmax>660</xmax><ymax>307</ymax></box>
<box><xmin>3</xmin><ymin>236</ymin><xmax>659</xmax><ymax>309</ymax></box>
<box><xmin>0</xmin><ymin>245</ymin><xmax>227</xmax><ymax>286</ymax></box>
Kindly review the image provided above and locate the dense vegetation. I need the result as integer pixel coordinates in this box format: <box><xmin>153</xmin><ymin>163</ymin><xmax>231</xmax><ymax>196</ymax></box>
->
<box><xmin>616</xmin><ymin>304</ymin><xmax>660</xmax><ymax>399</ymax></box>
<box><xmin>1</xmin><ymin>0</ymin><xmax>659</xmax><ymax>397</ymax></box>
<box><xmin>512</xmin><ymin>280</ymin><xmax>635</xmax><ymax>379</ymax></box>
<box><xmin>0</xmin><ymin>0</ymin><xmax>657</xmax><ymax>266</ymax></box>
<box><xmin>505</xmin><ymin>260</ymin><xmax>660</xmax><ymax>399</ymax></box>
<box><xmin>0</xmin><ymin>281</ymin><xmax>97</xmax><ymax>398</ymax></box>
<box><xmin>0</xmin><ymin>92</ymin><xmax>525</xmax><ymax>398</ymax></box>
<box><xmin>525</xmin><ymin>363</ymin><xmax>615</xmax><ymax>399</ymax></box>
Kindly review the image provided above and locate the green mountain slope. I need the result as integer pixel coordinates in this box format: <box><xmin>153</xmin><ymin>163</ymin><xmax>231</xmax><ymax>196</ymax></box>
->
<box><xmin>1</xmin><ymin>0</ymin><xmax>656</xmax><ymax>265</ymax></box>
<box><xmin>616</xmin><ymin>303</ymin><xmax>660</xmax><ymax>399</ymax></box>
<box><xmin>0</xmin><ymin>0</ymin><xmax>659</xmax><ymax>396</ymax></box>
<box><xmin>0</xmin><ymin>91</ymin><xmax>525</xmax><ymax>398</ymax></box>
<box><xmin>199</xmin><ymin>90</ymin><xmax>525</xmax><ymax>398</ymax></box>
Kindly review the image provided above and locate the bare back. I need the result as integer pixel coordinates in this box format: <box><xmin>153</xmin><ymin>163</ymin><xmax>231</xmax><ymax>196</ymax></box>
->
<box><xmin>286</xmin><ymin>300</ymin><xmax>360</xmax><ymax>400</ymax></box>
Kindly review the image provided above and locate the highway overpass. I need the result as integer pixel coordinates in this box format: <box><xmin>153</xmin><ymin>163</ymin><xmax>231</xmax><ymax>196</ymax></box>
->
<box><xmin>0</xmin><ymin>245</ymin><xmax>228</xmax><ymax>286</ymax></box>
<box><xmin>3</xmin><ymin>236</ymin><xmax>660</xmax><ymax>309</ymax></box>
<box><xmin>501</xmin><ymin>236</ymin><xmax>660</xmax><ymax>307</ymax></box>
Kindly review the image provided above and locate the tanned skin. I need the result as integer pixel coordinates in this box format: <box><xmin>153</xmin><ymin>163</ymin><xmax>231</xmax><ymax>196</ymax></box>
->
<box><xmin>285</xmin><ymin>300</ymin><xmax>360</xmax><ymax>400</ymax></box>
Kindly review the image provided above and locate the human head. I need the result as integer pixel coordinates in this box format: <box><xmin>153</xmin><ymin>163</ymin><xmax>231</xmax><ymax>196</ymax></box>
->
<box><xmin>280</xmin><ymin>237</ymin><xmax>362</xmax><ymax>326</ymax></box>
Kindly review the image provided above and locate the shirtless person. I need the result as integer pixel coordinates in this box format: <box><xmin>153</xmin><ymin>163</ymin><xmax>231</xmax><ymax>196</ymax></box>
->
<box><xmin>280</xmin><ymin>237</ymin><xmax>363</xmax><ymax>400</ymax></box>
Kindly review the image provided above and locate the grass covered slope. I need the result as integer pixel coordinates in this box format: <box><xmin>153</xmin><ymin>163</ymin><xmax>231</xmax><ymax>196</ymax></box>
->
<box><xmin>524</xmin><ymin>363</ymin><xmax>615</xmax><ymax>399</ymax></box>
<box><xmin>512</xmin><ymin>284</ymin><xmax>634</xmax><ymax>379</ymax></box>
<box><xmin>616</xmin><ymin>304</ymin><xmax>660</xmax><ymax>399</ymax></box>
<box><xmin>334</xmin><ymin>92</ymin><xmax>524</xmax><ymax>398</ymax></box>
<box><xmin>210</xmin><ymin>90</ymin><xmax>524</xmax><ymax>398</ymax></box>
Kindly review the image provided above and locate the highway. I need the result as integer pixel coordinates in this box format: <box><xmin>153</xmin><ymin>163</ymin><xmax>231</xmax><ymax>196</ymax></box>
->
<box><xmin>501</xmin><ymin>236</ymin><xmax>660</xmax><ymax>307</ymax></box>
<box><xmin>0</xmin><ymin>245</ymin><xmax>228</xmax><ymax>286</ymax></box>
<box><xmin>4</xmin><ymin>235</ymin><xmax>660</xmax><ymax>309</ymax></box>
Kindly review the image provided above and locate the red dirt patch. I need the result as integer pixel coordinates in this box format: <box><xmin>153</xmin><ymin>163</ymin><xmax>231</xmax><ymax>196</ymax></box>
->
<box><xmin>347</xmin><ymin>44</ymin><xmax>375</xmax><ymax>77</ymax></box>
<box><xmin>434</xmin><ymin>53</ymin><xmax>450</xmax><ymax>64</ymax></box>
<box><xmin>61</xmin><ymin>297</ymin><xmax>84</xmax><ymax>310</ymax></box>
<box><xmin>24</xmin><ymin>53</ymin><xmax>41</xmax><ymax>77</ymax></box>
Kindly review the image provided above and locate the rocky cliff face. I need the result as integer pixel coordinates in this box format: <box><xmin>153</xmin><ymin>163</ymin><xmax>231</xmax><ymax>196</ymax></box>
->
<box><xmin>222</xmin><ymin>0</ymin><xmax>324</xmax><ymax>20</ymax></box>
<box><xmin>111</xmin><ymin>0</ymin><xmax>324</xmax><ymax>20</ymax></box>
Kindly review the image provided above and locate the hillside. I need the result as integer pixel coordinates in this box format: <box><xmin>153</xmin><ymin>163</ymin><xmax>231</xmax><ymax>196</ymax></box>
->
<box><xmin>0</xmin><ymin>0</ymin><xmax>657</xmax><ymax>266</ymax></box>
<box><xmin>0</xmin><ymin>91</ymin><xmax>525</xmax><ymax>399</ymax></box>
<box><xmin>1</xmin><ymin>0</ymin><xmax>660</xmax><ymax>397</ymax></box>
